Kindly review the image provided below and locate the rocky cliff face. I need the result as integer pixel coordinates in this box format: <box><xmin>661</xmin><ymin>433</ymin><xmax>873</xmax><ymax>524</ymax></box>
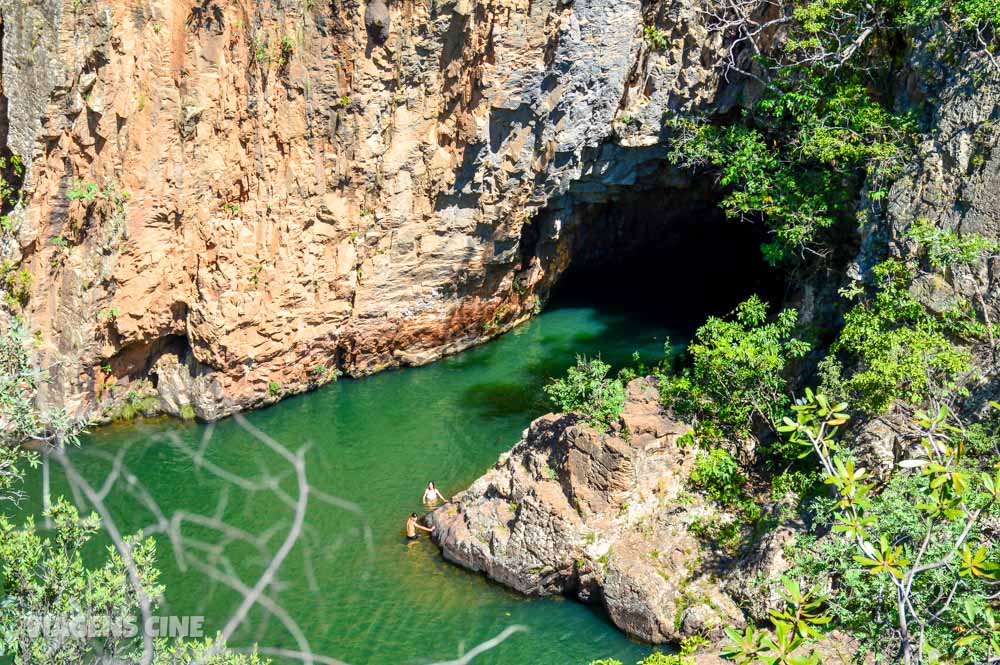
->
<box><xmin>883</xmin><ymin>38</ymin><xmax>1000</xmax><ymax>363</ymax></box>
<box><xmin>0</xmin><ymin>0</ymin><xmax>738</xmax><ymax>420</ymax></box>
<box><xmin>845</xmin><ymin>35</ymin><xmax>1000</xmax><ymax>475</ymax></box>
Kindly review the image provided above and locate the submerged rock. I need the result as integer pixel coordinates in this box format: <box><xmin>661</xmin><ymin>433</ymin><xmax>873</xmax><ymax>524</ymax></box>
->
<box><xmin>429</xmin><ymin>378</ymin><xmax>758</xmax><ymax>644</ymax></box>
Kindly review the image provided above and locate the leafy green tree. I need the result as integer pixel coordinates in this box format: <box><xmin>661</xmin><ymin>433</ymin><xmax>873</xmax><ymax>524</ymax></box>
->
<box><xmin>660</xmin><ymin>296</ymin><xmax>810</xmax><ymax>446</ymax></box>
<box><xmin>722</xmin><ymin>577</ymin><xmax>831</xmax><ymax>665</ymax></box>
<box><xmin>545</xmin><ymin>356</ymin><xmax>626</xmax><ymax>432</ymax></box>
<box><xmin>668</xmin><ymin>0</ymin><xmax>1000</xmax><ymax>266</ymax></box>
<box><xmin>773</xmin><ymin>391</ymin><xmax>1000</xmax><ymax>664</ymax></box>
<box><xmin>0</xmin><ymin>499</ymin><xmax>163</xmax><ymax>663</ymax></box>
<box><xmin>669</xmin><ymin>77</ymin><xmax>913</xmax><ymax>265</ymax></box>
<box><xmin>0</xmin><ymin>499</ymin><xmax>268</xmax><ymax>664</ymax></box>
<box><xmin>0</xmin><ymin>321</ymin><xmax>263</xmax><ymax>663</ymax></box>
<box><xmin>834</xmin><ymin>260</ymin><xmax>980</xmax><ymax>413</ymax></box>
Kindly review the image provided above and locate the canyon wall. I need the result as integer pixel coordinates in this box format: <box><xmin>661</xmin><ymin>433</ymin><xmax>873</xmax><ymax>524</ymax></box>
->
<box><xmin>4</xmin><ymin>1</ymin><xmax>996</xmax><ymax>425</ymax></box>
<box><xmin>0</xmin><ymin>0</ymin><xmax>737</xmax><ymax>420</ymax></box>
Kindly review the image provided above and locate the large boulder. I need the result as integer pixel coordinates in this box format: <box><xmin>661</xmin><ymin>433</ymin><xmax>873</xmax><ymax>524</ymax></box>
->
<box><xmin>429</xmin><ymin>378</ymin><xmax>750</xmax><ymax>644</ymax></box>
<box><xmin>364</xmin><ymin>0</ymin><xmax>391</xmax><ymax>42</ymax></box>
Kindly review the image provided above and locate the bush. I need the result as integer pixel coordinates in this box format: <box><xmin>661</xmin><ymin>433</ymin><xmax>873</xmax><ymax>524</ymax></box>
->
<box><xmin>690</xmin><ymin>448</ymin><xmax>748</xmax><ymax>509</ymax></box>
<box><xmin>0</xmin><ymin>499</ymin><xmax>267</xmax><ymax>664</ymax></box>
<box><xmin>545</xmin><ymin>356</ymin><xmax>626</xmax><ymax>432</ymax></box>
<box><xmin>660</xmin><ymin>296</ymin><xmax>809</xmax><ymax>446</ymax></box>
<box><xmin>590</xmin><ymin>635</ymin><xmax>708</xmax><ymax>665</ymax></box>
<box><xmin>115</xmin><ymin>388</ymin><xmax>159</xmax><ymax>421</ymax></box>
<box><xmin>834</xmin><ymin>260</ymin><xmax>978</xmax><ymax>413</ymax></box>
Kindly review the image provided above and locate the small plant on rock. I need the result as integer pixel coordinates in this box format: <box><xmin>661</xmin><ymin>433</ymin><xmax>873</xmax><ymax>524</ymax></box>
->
<box><xmin>279</xmin><ymin>35</ymin><xmax>295</xmax><ymax>65</ymax></box>
<box><xmin>643</xmin><ymin>25</ymin><xmax>669</xmax><ymax>52</ymax></box>
<box><xmin>545</xmin><ymin>355</ymin><xmax>625</xmax><ymax>432</ymax></box>
<box><xmin>66</xmin><ymin>180</ymin><xmax>100</xmax><ymax>201</ymax></box>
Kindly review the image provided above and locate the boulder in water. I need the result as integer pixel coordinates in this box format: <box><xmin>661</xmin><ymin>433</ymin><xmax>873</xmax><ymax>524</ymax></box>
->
<box><xmin>429</xmin><ymin>378</ymin><xmax>762</xmax><ymax>644</ymax></box>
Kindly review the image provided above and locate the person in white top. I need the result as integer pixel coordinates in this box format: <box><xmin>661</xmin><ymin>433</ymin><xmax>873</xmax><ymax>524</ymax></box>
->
<box><xmin>422</xmin><ymin>481</ymin><xmax>447</xmax><ymax>506</ymax></box>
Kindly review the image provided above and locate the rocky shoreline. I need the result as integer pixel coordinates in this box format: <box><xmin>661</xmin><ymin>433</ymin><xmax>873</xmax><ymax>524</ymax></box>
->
<box><xmin>427</xmin><ymin>378</ymin><xmax>874</xmax><ymax>663</ymax></box>
<box><xmin>428</xmin><ymin>378</ymin><xmax>791</xmax><ymax>645</ymax></box>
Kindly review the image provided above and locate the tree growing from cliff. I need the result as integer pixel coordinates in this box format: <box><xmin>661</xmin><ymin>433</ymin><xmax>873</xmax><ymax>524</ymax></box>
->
<box><xmin>668</xmin><ymin>76</ymin><xmax>915</xmax><ymax>265</ymax></box>
<box><xmin>701</xmin><ymin>0</ymin><xmax>998</xmax><ymax>83</ymax></box>
<box><xmin>665</xmin><ymin>0</ymin><xmax>1000</xmax><ymax>265</ymax></box>
<box><xmin>725</xmin><ymin>390</ymin><xmax>1000</xmax><ymax>665</ymax></box>
<box><xmin>0</xmin><ymin>154</ymin><xmax>24</xmax><ymax>235</ymax></box>
<box><xmin>828</xmin><ymin>213</ymin><xmax>998</xmax><ymax>416</ymax></box>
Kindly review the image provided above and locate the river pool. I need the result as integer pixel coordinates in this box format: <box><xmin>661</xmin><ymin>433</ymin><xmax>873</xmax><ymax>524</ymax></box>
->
<box><xmin>14</xmin><ymin>300</ymin><xmax>697</xmax><ymax>665</ymax></box>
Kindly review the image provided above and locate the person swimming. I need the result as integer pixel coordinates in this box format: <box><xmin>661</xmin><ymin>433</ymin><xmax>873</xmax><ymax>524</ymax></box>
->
<box><xmin>406</xmin><ymin>513</ymin><xmax>434</xmax><ymax>541</ymax></box>
<box><xmin>422</xmin><ymin>481</ymin><xmax>446</xmax><ymax>506</ymax></box>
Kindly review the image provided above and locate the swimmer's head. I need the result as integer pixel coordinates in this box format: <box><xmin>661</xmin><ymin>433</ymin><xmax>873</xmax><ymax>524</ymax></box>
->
<box><xmin>411</xmin><ymin>513</ymin><xmax>418</xmax><ymax>518</ymax></box>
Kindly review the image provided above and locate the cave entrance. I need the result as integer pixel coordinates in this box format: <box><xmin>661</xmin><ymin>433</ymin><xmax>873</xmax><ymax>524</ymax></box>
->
<box><xmin>544</xmin><ymin>191</ymin><xmax>786</xmax><ymax>336</ymax></box>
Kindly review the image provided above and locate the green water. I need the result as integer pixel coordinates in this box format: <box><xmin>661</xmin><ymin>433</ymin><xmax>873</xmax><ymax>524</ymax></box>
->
<box><xmin>15</xmin><ymin>304</ymin><xmax>685</xmax><ymax>665</ymax></box>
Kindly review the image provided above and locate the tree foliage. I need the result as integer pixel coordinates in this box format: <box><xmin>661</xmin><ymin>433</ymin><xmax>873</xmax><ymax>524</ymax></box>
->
<box><xmin>752</xmin><ymin>391</ymin><xmax>1000</xmax><ymax>665</ymax></box>
<box><xmin>660</xmin><ymin>296</ymin><xmax>810</xmax><ymax>445</ymax></box>
<box><xmin>1</xmin><ymin>321</ymin><xmax>82</xmax><ymax>505</ymax></box>
<box><xmin>667</xmin><ymin>0</ymin><xmax>1000</xmax><ymax>265</ymax></box>
<box><xmin>834</xmin><ymin>260</ymin><xmax>980</xmax><ymax>413</ymax></box>
<box><xmin>0</xmin><ymin>500</ymin><xmax>163</xmax><ymax>663</ymax></box>
<box><xmin>669</xmin><ymin>78</ymin><xmax>913</xmax><ymax>265</ymax></box>
<box><xmin>545</xmin><ymin>356</ymin><xmax>626</xmax><ymax>432</ymax></box>
<box><xmin>690</xmin><ymin>448</ymin><xmax>756</xmax><ymax>515</ymax></box>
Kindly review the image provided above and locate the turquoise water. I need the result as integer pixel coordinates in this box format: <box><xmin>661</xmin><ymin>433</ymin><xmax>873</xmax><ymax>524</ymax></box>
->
<box><xmin>14</xmin><ymin>304</ymin><xmax>684</xmax><ymax>665</ymax></box>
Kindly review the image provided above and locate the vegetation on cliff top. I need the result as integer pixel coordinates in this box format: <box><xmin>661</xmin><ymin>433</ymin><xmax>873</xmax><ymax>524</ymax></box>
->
<box><xmin>577</xmin><ymin>0</ymin><xmax>1000</xmax><ymax>663</ymax></box>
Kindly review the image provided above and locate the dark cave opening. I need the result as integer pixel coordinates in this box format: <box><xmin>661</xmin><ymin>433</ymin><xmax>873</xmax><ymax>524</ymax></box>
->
<box><xmin>545</xmin><ymin>193</ymin><xmax>787</xmax><ymax>335</ymax></box>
